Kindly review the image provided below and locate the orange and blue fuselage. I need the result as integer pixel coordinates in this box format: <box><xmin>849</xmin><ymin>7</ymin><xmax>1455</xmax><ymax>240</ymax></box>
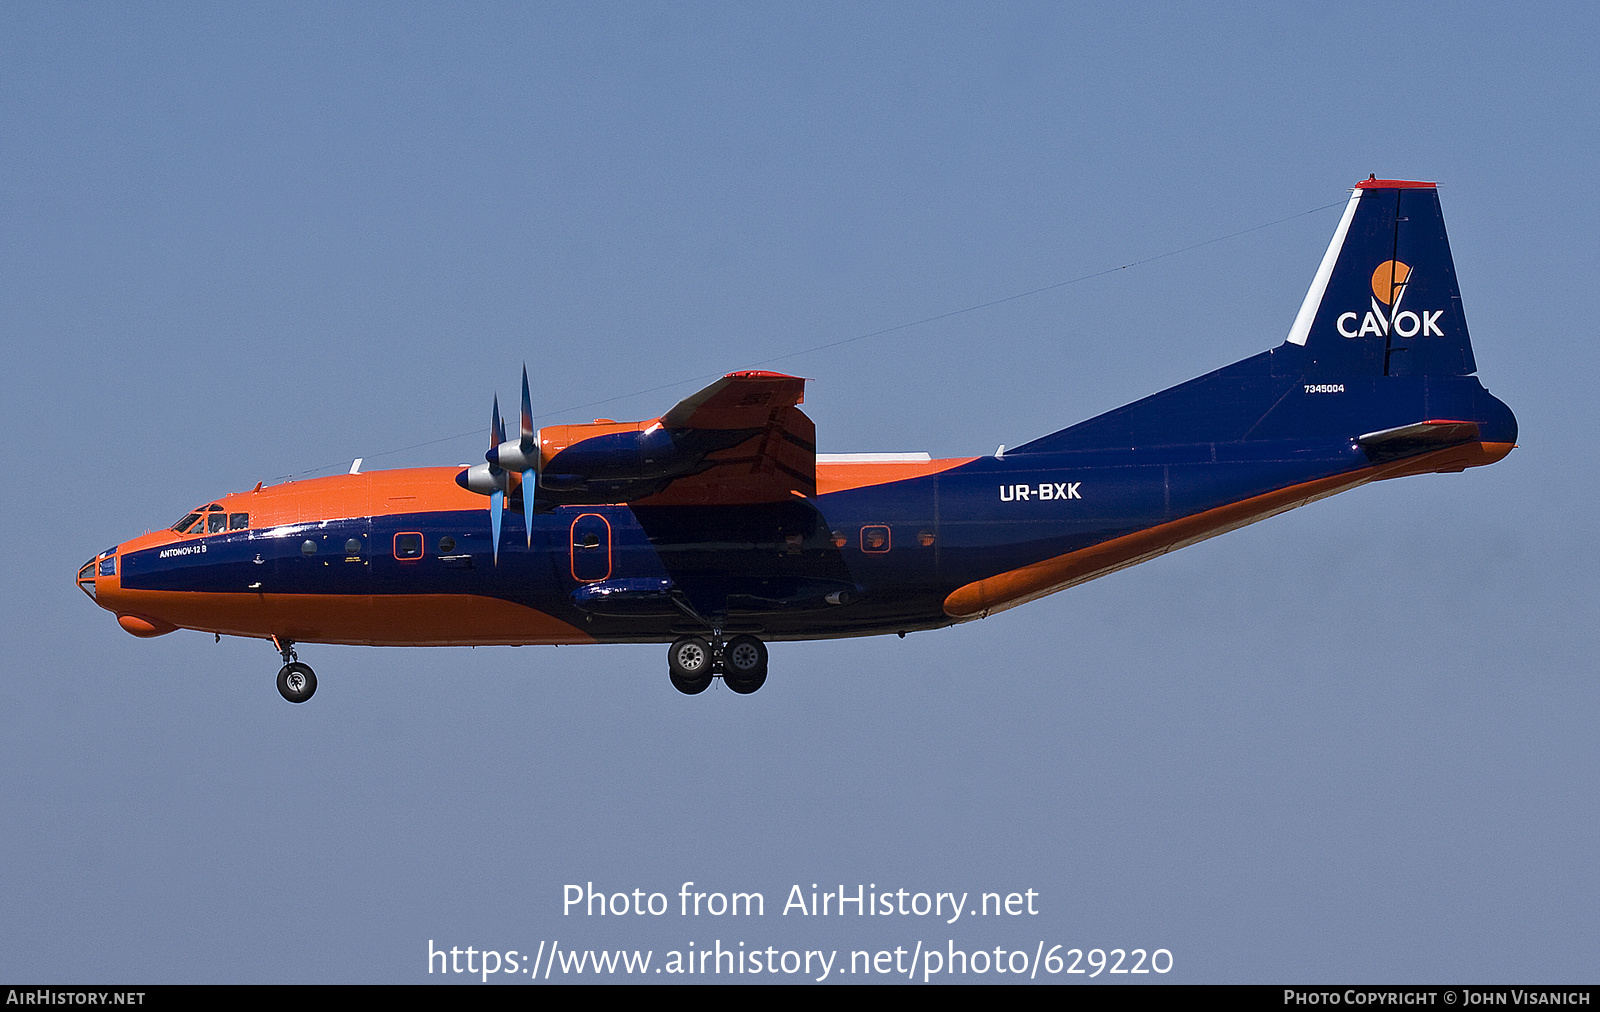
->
<box><xmin>77</xmin><ymin>179</ymin><xmax>1518</xmax><ymax>651</ymax></box>
<box><xmin>80</xmin><ymin>369</ymin><xmax>1513</xmax><ymax>648</ymax></box>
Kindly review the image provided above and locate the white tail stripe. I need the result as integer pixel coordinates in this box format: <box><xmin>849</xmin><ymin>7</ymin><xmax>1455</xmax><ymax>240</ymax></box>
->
<box><xmin>1286</xmin><ymin>189</ymin><xmax>1363</xmax><ymax>346</ymax></box>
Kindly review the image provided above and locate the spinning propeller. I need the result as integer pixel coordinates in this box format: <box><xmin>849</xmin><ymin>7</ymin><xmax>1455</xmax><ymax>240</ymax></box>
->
<box><xmin>457</xmin><ymin>366</ymin><xmax>541</xmax><ymax>564</ymax></box>
<box><xmin>487</xmin><ymin>394</ymin><xmax>506</xmax><ymax>564</ymax></box>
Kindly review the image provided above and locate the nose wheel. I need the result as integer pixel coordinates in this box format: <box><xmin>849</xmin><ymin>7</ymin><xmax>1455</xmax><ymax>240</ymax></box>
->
<box><xmin>277</xmin><ymin>662</ymin><xmax>318</xmax><ymax>703</ymax></box>
<box><xmin>272</xmin><ymin>636</ymin><xmax>317</xmax><ymax>703</ymax></box>
<box><xmin>666</xmin><ymin>633</ymin><xmax>768</xmax><ymax>695</ymax></box>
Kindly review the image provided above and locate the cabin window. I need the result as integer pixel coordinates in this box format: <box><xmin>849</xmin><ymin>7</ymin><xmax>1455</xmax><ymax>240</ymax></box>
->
<box><xmin>394</xmin><ymin>533</ymin><xmax>423</xmax><ymax>560</ymax></box>
<box><xmin>302</xmin><ymin>540</ymin><xmax>318</xmax><ymax>557</ymax></box>
<box><xmin>345</xmin><ymin>538</ymin><xmax>364</xmax><ymax>556</ymax></box>
<box><xmin>917</xmin><ymin>530</ymin><xmax>935</xmax><ymax>547</ymax></box>
<box><xmin>861</xmin><ymin>526</ymin><xmax>891</xmax><ymax>553</ymax></box>
<box><xmin>830</xmin><ymin>530</ymin><xmax>848</xmax><ymax>548</ymax></box>
<box><xmin>438</xmin><ymin>536</ymin><xmax>457</xmax><ymax>554</ymax></box>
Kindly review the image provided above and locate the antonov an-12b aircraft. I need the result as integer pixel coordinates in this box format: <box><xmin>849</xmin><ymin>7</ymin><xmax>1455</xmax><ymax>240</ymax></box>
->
<box><xmin>79</xmin><ymin>177</ymin><xmax>1516</xmax><ymax>702</ymax></box>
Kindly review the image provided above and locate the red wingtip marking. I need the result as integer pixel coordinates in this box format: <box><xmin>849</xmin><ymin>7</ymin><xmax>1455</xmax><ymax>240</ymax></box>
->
<box><xmin>1354</xmin><ymin>178</ymin><xmax>1437</xmax><ymax>189</ymax></box>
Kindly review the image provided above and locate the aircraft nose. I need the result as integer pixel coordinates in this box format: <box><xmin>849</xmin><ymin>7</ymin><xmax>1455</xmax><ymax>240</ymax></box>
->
<box><xmin>77</xmin><ymin>545</ymin><xmax>121</xmax><ymax>601</ymax></box>
<box><xmin>78</xmin><ymin>536</ymin><xmax>132</xmax><ymax>594</ymax></box>
<box><xmin>76</xmin><ymin>555</ymin><xmax>100</xmax><ymax>600</ymax></box>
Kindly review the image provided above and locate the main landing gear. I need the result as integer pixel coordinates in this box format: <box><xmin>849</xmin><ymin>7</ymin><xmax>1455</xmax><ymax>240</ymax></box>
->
<box><xmin>273</xmin><ymin>637</ymin><xmax>317</xmax><ymax>703</ymax></box>
<box><xmin>723</xmin><ymin>635</ymin><xmax>768</xmax><ymax>694</ymax></box>
<box><xmin>667</xmin><ymin>633</ymin><xmax>768</xmax><ymax>695</ymax></box>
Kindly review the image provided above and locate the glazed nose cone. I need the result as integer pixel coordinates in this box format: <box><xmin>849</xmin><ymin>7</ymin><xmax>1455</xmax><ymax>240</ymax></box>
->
<box><xmin>76</xmin><ymin>556</ymin><xmax>99</xmax><ymax>600</ymax></box>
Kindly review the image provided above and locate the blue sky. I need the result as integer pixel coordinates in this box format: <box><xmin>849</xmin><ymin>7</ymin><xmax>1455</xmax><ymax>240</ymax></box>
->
<box><xmin>2</xmin><ymin>3</ymin><xmax>1595</xmax><ymax>982</ymax></box>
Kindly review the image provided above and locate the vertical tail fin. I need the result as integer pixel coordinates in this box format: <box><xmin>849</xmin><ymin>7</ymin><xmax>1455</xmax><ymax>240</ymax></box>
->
<box><xmin>1286</xmin><ymin>178</ymin><xmax>1476</xmax><ymax>378</ymax></box>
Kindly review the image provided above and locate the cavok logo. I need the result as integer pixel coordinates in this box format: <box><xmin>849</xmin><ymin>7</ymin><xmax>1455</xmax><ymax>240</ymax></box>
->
<box><xmin>1336</xmin><ymin>260</ymin><xmax>1445</xmax><ymax>339</ymax></box>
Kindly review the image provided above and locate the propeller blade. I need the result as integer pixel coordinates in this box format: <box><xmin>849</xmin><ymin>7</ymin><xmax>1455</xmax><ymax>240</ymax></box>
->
<box><xmin>520</xmin><ymin>365</ymin><xmax>535</xmax><ymax>444</ymax></box>
<box><xmin>522</xmin><ymin>469</ymin><xmax>536</xmax><ymax>547</ymax></box>
<box><xmin>488</xmin><ymin>395</ymin><xmax>507</xmax><ymax>565</ymax></box>
<box><xmin>520</xmin><ymin>365</ymin><xmax>538</xmax><ymax>546</ymax></box>
<box><xmin>490</xmin><ymin>488</ymin><xmax>504</xmax><ymax>565</ymax></box>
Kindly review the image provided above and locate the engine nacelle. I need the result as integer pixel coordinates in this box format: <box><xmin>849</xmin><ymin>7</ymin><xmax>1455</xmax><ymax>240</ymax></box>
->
<box><xmin>539</xmin><ymin>423</ymin><xmax>677</xmax><ymax>482</ymax></box>
<box><xmin>459</xmin><ymin>417</ymin><xmax>766</xmax><ymax>504</ymax></box>
<box><xmin>459</xmin><ymin>370</ymin><xmax>812</xmax><ymax>506</ymax></box>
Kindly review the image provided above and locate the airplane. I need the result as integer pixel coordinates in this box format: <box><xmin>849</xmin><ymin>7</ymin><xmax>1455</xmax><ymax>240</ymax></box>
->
<box><xmin>78</xmin><ymin>177</ymin><xmax>1517</xmax><ymax>702</ymax></box>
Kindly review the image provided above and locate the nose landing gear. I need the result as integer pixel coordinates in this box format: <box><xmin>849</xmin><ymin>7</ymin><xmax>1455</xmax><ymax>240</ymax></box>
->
<box><xmin>666</xmin><ymin>633</ymin><xmax>769</xmax><ymax>695</ymax></box>
<box><xmin>277</xmin><ymin>662</ymin><xmax>317</xmax><ymax>703</ymax></box>
<box><xmin>273</xmin><ymin>636</ymin><xmax>317</xmax><ymax>703</ymax></box>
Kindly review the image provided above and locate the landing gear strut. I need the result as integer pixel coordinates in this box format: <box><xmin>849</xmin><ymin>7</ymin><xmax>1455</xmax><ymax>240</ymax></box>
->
<box><xmin>666</xmin><ymin>633</ymin><xmax>769</xmax><ymax>695</ymax></box>
<box><xmin>273</xmin><ymin>637</ymin><xmax>317</xmax><ymax>703</ymax></box>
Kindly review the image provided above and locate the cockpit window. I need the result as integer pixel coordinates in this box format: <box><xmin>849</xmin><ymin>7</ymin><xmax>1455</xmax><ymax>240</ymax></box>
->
<box><xmin>171</xmin><ymin>504</ymin><xmax>249</xmax><ymax>535</ymax></box>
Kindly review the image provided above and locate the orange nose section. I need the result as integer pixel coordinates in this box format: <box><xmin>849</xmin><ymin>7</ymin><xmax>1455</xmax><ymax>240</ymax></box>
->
<box><xmin>80</xmin><ymin>549</ymin><xmax>176</xmax><ymax>637</ymax></box>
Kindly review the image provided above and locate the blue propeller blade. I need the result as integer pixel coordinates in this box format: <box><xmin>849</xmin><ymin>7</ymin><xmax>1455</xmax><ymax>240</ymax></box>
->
<box><xmin>490</xmin><ymin>488</ymin><xmax>503</xmax><ymax>565</ymax></box>
<box><xmin>522</xmin><ymin>469</ymin><xmax>535</xmax><ymax>547</ymax></box>
<box><xmin>520</xmin><ymin>366</ymin><xmax>537</xmax><ymax>546</ymax></box>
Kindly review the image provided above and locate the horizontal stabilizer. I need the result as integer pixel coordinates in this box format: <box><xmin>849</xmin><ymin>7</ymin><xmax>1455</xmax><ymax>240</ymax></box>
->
<box><xmin>1358</xmin><ymin>419</ymin><xmax>1480</xmax><ymax>464</ymax></box>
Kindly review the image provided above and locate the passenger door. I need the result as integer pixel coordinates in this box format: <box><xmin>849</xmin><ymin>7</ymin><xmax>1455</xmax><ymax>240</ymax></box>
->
<box><xmin>569</xmin><ymin>513</ymin><xmax>613</xmax><ymax>583</ymax></box>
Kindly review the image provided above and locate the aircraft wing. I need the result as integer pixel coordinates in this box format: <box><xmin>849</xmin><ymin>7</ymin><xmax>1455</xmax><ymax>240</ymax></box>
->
<box><xmin>642</xmin><ymin>371</ymin><xmax>816</xmax><ymax>505</ymax></box>
<box><xmin>661</xmin><ymin>370</ymin><xmax>808</xmax><ymax>429</ymax></box>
